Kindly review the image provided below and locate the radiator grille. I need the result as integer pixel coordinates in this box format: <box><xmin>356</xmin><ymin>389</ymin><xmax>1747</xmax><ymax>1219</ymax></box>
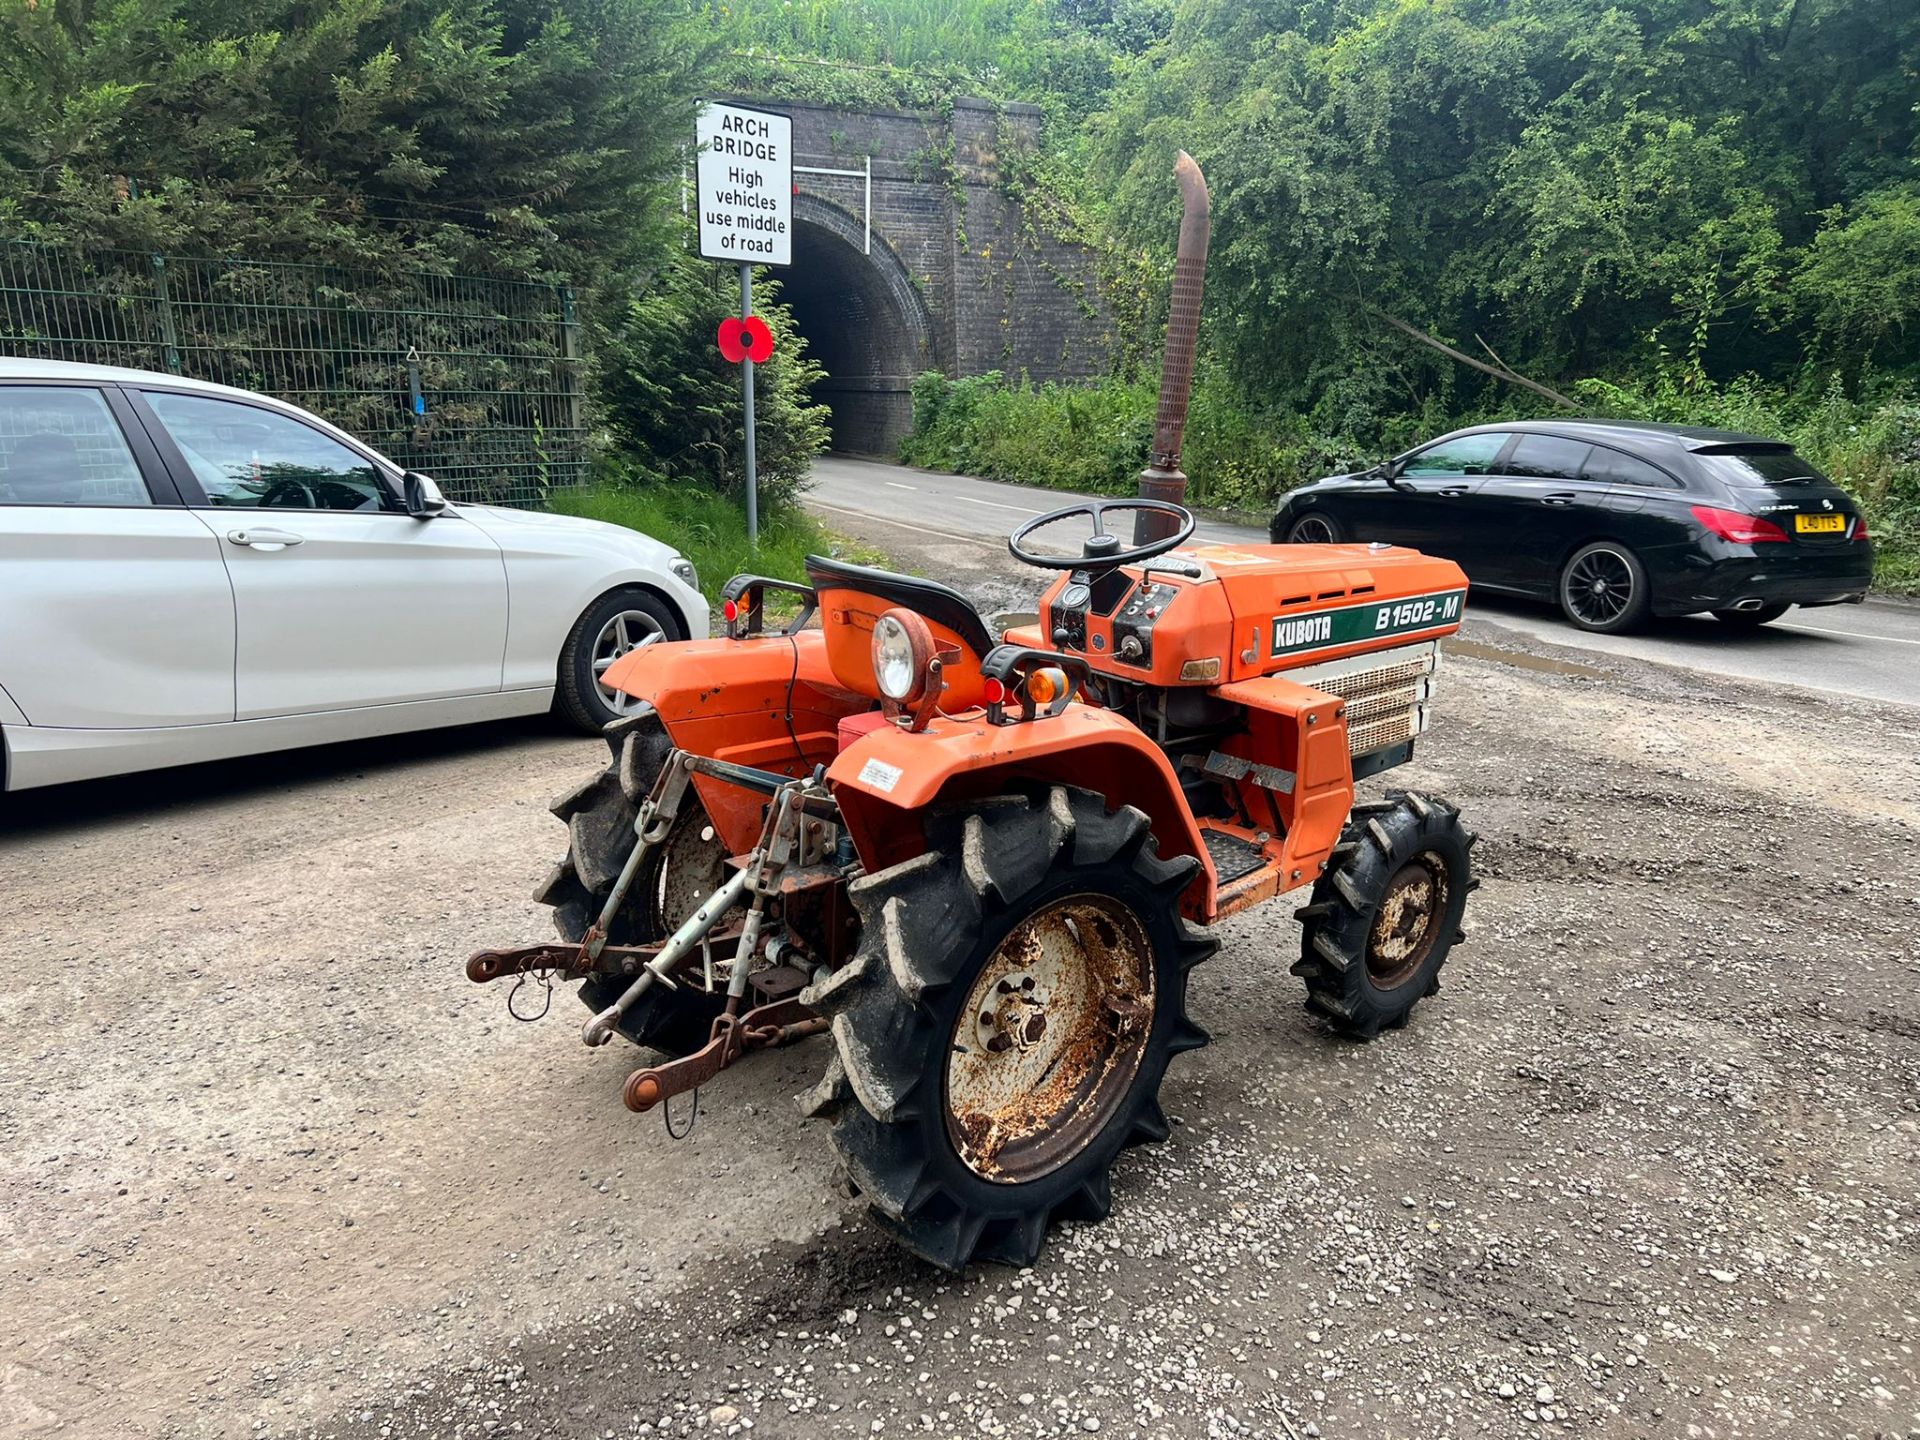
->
<box><xmin>1289</xmin><ymin>641</ymin><xmax>1440</xmax><ymax>757</ymax></box>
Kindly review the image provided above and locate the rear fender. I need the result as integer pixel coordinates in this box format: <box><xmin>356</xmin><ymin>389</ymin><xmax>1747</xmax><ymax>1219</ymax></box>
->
<box><xmin>603</xmin><ymin>631</ymin><xmax>869</xmax><ymax>853</ymax></box>
<box><xmin>827</xmin><ymin>707</ymin><xmax>1211</xmax><ymax>919</ymax></box>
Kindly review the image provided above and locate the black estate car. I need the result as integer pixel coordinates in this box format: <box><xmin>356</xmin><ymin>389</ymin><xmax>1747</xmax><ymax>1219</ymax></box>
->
<box><xmin>1269</xmin><ymin>420</ymin><xmax>1875</xmax><ymax>633</ymax></box>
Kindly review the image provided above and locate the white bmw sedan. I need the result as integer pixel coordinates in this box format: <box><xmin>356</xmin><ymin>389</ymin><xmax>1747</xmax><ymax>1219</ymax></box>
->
<box><xmin>0</xmin><ymin>359</ymin><xmax>708</xmax><ymax>791</ymax></box>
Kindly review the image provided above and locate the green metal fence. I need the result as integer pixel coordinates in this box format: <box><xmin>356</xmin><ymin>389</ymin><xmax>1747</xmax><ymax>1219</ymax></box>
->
<box><xmin>0</xmin><ymin>241</ymin><xmax>586</xmax><ymax>507</ymax></box>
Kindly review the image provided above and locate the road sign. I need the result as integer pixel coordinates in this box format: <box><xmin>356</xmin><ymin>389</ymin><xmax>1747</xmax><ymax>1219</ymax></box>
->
<box><xmin>696</xmin><ymin>103</ymin><xmax>792</xmax><ymax>267</ymax></box>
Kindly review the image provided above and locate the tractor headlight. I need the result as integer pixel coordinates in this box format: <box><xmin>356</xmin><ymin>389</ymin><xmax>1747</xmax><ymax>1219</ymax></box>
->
<box><xmin>872</xmin><ymin>609</ymin><xmax>933</xmax><ymax>703</ymax></box>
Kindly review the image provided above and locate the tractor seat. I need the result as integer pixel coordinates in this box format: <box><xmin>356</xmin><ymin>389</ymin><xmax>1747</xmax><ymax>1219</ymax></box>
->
<box><xmin>805</xmin><ymin>554</ymin><xmax>996</xmax><ymax>658</ymax></box>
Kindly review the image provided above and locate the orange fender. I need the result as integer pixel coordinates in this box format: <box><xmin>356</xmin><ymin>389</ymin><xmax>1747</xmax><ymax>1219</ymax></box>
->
<box><xmin>827</xmin><ymin>707</ymin><xmax>1213</xmax><ymax>918</ymax></box>
<box><xmin>603</xmin><ymin>632</ymin><xmax>867</xmax><ymax>854</ymax></box>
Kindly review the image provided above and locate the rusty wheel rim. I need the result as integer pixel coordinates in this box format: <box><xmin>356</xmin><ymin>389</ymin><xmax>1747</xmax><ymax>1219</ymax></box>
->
<box><xmin>944</xmin><ymin>894</ymin><xmax>1156</xmax><ymax>1185</ymax></box>
<box><xmin>1367</xmin><ymin>851</ymin><xmax>1448</xmax><ymax>990</ymax></box>
<box><xmin>650</xmin><ymin>815</ymin><xmax>728</xmax><ymax>934</ymax></box>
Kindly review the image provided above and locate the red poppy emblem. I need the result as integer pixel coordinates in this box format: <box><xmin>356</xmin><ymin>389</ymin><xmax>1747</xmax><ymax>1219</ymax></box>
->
<box><xmin>717</xmin><ymin>315</ymin><xmax>775</xmax><ymax>364</ymax></box>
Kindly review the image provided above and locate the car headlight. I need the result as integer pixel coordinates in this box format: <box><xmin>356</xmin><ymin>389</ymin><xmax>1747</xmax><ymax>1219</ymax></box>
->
<box><xmin>669</xmin><ymin>556</ymin><xmax>698</xmax><ymax>591</ymax></box>
<box><xmin>872</xmin><ymin>609</ymin><xmax>932</xmax><ymax>703</ymax></box>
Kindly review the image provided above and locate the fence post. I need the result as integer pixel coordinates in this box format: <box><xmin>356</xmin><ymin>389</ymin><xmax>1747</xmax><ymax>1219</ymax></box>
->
<box><xmin>150</xmin><ymin>254</ymin><xmax>182</xmax><ymax>374</ymax></box>
<box><xmin>558</xmin><ymin>284</ymin><xmax>583</xmax><ymax>440</ymax></box>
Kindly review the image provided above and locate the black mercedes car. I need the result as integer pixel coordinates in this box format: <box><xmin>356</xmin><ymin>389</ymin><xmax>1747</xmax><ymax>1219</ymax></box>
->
<box><xmin>1269</xmin><ymin>420</ymin><xmax>1875</xmax><ymax>633</ymax></box>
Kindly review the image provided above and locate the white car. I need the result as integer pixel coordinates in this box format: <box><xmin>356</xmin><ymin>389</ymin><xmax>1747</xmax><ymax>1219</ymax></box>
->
<box><xmin>0</xmin><ymin>359</ymin><xmax>708</xmax><ymax>791</ymax></box>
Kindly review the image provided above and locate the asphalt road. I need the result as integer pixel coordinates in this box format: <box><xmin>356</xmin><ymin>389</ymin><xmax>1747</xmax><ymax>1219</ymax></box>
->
<box><xmin>808</xmin><ymin>454</ymin><xmax>1920</xmax><ymax>709</ymax></box>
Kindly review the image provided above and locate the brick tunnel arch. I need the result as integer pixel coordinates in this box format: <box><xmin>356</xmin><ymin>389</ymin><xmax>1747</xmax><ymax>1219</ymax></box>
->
<box><xmin>779</xmin><ymin>195</ymin><xmax>936</xmax><ymax>456</ymax></box>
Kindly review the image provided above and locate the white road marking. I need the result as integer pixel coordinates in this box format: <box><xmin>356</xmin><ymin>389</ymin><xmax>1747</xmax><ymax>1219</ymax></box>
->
<box><xmin>809</xmin><ymin>501</ymin><xmax>996</xmax><ymax>548</ymax></box>
<box><xmin>1776</xmin><ymin>621</ymin><xmax>1920</xmax><ymax>646</ymax></box>
<box><xmin>885</xmin><ymin>481</ymin><xmax>917</xmax><ymax>490</ymax></box>
<box><xmin>959</xmin><ymin>495</ymin><xmax>1048</xmax><ymax>515</ymax></box>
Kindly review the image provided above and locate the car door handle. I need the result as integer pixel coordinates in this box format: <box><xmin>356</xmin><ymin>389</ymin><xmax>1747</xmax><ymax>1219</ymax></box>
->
<box><xmin>1539</xmin><ymin>492</ymin><xmax>1576</xmax><ymax>506</ymax></box>
<box><xmin>226</xmin><ymin>527</ymin><xmax>305</xmax><ymax>550</ymax></box>
<box><xmin>1435</xmin><ymin>486</ymin><xmax>1470</xmax><ymax>498</ymax></box>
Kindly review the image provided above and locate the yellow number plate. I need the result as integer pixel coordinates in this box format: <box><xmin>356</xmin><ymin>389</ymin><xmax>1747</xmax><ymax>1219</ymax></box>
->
<box><xmin>1795</xmin><ymin>513</ymin><xmax>1846</xmax><ymax>533</ymax></box>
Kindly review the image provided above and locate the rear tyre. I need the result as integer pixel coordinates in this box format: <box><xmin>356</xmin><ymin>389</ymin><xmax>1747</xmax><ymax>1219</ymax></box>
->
<box><xmin>1712</xmin><ymin>602</ymin><xmax>1790</xmax><ymax>629</ymax></box>
<box><xmin>1285</xmin><ymin>511</ymin><xmax>1343</xmax><ymax>544</ymax></box>
<box><xmin>1292</xmin><ymin>791</ymin><xmax>1475</xmax><ymax>1040</ymax></box>
<box><xmin>534</xmin><ymin>710</ymin><xmax>729</xmax><ymax>1055</ymax></box>
<box><xmin>1557</xmin><ymin>541</ymin><xmax>1651</xmax><ymax>634</ymax></box>
<box><xmin>555</xmin><ymin>588</ymin><xmax>681</xmax><ymax>736</ymax></box>
<box><xmin>798</xmin><ymin>788</ymin><xmax>1216</xmax><ymax>1271</ymax></box>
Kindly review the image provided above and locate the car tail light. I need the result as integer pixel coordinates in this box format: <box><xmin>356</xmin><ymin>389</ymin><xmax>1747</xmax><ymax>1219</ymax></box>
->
<box><xmin>1691</xmin><ymin>505</ymin><xmax>1789</xmax><ymax>544</ymax></box>
<box><xmin>1853</xmin><ymin>515</ymin><xmax>1871</xmax><ymax>541</ymax></box>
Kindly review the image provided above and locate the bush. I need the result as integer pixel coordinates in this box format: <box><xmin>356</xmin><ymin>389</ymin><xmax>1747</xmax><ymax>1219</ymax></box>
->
<box><xmin>592</xmin><ymin>242</ymin><xmax>831</xmax><ymax>512</ymax></box>
<box><xmin>899</xmin><ymin>366</ymin><xmax>1352</xmax><ymax>512</ymax></box>
<box><xmin>551</xmin><ymin>466</ymin><xmax>839</xmax><ymax>605</ymax></box>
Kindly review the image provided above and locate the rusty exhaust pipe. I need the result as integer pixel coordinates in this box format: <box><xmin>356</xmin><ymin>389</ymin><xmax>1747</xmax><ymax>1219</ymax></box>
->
<box><xmin>1134</xmin><ymin>150</ymin><xmax>1210</xmax><ymax>545</ymax></box>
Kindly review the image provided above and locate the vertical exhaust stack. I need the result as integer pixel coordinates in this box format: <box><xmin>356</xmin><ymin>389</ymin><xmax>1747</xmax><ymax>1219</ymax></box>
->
<box><xmin>1134</xmin><ymin>150</ymin><xmax>1211</xmax><ymax>544</ymax></box>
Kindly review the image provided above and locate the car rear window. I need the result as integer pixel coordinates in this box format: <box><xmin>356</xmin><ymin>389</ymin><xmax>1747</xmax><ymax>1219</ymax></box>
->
<box><xmin>1694</xmin><ymin>447</ymin><xmax>1829</xmax><ymax>487</ymax></box>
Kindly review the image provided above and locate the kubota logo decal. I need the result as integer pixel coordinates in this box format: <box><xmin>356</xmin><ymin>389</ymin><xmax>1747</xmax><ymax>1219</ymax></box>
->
<box><xmin>1270</xmin><ymin>589</ymin><xmax>1465</xmax><ymax>657</ymax></box>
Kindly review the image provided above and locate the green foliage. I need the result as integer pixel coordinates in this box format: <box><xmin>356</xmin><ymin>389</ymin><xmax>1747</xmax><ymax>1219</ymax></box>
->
<box><xmin>0</xmin><ymin>0</ymin><xmax>704</xmax><ymax>286</ymax></box>
<box><xmin>901</xmin><ymin>365</ymin><xmax>1347</xmax><ymax>511</ymax></box>
<box><xmin>551</xmin><ymin>470</ymin><xmax>844</xmax><ymax>602</ymax></box>
<box><xmin>593</xmin><ymin>242</ymin><xmax>831</xmax><ymax>511</ymax></box>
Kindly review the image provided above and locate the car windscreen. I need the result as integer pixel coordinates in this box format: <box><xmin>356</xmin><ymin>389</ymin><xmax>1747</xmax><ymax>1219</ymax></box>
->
<box><xmin>1693</xmin><ymin>446</ymin><xmax>1829</xmax><ymax>487</ymax></box>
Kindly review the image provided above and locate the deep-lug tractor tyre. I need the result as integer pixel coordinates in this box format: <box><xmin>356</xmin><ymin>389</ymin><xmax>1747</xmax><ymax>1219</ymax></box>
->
<box><xmin>1557</xmin><ymin>541</ymin><xmax>1651</xmax><ymax>634</ymax></box>
<box><xmin>798</xmin><ymin>788</ymin><xmax>1216</xmax><ymax>1271</ymax></box>
<box><xmin>1285</xmin><ymin>511</ymin><xmax>1343</xmax><ymax>545</ymax></box>
<box><xmin>534</xmin><ymin>710</ymin><xmax>729</xmax><ymax>1056</ymax></box>
<box><xmin>1292</xmin><ymin>791</ymin><xmax>1476</xmax><ymax>1040</ymax></box>
<box><xmin>1712</xmin><ymin>602</ymin><xmax>1790</xmax><ymax>629</ymax></box>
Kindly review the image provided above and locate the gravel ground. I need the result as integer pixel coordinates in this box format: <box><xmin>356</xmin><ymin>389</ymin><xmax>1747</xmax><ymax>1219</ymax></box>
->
<box><xmin>4</xmin><ymin>517</ymin><xmax>1917</xmax><ymax>1440</ymax></box>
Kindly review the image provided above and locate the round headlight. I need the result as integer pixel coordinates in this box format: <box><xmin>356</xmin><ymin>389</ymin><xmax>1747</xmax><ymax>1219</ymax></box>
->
<box><xmin>872</xmin><ymin>613</ymin><xmax>920</xmax><ymax>701</ymax></box>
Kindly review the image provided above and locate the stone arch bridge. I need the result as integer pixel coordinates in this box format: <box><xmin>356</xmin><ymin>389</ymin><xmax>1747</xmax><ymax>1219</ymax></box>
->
<box><xmin>749</xmin><ymin>97</ymin><xmax>1108</xmax><ymax>455</ymax></box>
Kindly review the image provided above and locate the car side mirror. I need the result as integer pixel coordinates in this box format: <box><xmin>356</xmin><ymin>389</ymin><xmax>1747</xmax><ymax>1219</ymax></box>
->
<box><xmin>403</xmin><ymin>470</ymin><xmax>447</xmax><ymax>519</ymax></box>
<box><xmin>1374</xmin><ymin>458</ymin><xmax>1409</xmax><ymax>491</ymax></box>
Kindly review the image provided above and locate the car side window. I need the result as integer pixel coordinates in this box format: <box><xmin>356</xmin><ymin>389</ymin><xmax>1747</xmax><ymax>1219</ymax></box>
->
<box><xmin>1503</xmin><ymin>434</ymin><xmax>1593</xmax><ymax>480</ymax></box>
<box><xmin>1582</xmin><ymin>446</ymin><xmax>1679</xmax><ymax>488</ymax></box>
<box><xmin>0</xmin><ymin>387</ymin><xmax>153</xmax><ymax>506</ymax></box>
<box><xmin>1401</xmin><ymin>433</ymin><xmax>1511</xmax><ymax>476</ymax></box>
<box><xmin>144</xmin><ymin>391</ymin><xmax>395</xmax><ymax>512</ymax></box>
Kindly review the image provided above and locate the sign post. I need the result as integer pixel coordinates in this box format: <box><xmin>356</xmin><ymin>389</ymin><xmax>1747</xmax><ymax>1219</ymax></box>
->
<box><xmin>696</xmin><ymin>102</ymin><xmax>792</xmax><ymax>547</ymax></box>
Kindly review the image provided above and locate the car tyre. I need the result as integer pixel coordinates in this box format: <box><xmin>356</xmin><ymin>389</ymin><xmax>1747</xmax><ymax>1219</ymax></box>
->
<box><xmin>1284</xmin><ymin>511</ymin><xmax>1344</xmax><ymax>544</ymax></box>
<box><xmin>1711</xmin><ymin>603</ymin><xmax>1790</xmax><ymax>629</ymax></box>
<box><xmin>556</xmin><ymin>587</ymin><xmax>681</xmax><ymax>735</ymax></box>
<box><xmin>1557</xmin><ymin>541</ymin><xmax>1651</xmax><ymax>634</ymax></box>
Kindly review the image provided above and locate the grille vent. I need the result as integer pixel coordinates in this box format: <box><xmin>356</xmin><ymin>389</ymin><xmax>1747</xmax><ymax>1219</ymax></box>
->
<box><xmin>1289</xmin><ymin>641</ymin><xmax>1440</xmax><ymax>757</ymax></box>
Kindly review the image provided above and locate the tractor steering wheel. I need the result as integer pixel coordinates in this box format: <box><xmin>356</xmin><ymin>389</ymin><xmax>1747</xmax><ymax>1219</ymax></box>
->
<box><xmin>1006</xmin><ymin>498</ymin><xmax>1196</xmax><ymax>574</ymax></box>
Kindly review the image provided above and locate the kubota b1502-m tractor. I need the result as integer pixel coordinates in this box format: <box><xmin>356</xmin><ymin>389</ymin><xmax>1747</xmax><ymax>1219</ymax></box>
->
<box><xmin>469</xmin><ymin>498</ymin><xmax>1478</xmax><ymax>1270</ymax></box>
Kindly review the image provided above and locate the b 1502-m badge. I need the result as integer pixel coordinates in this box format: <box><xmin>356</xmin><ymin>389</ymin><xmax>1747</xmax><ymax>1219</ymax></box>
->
<box><xmin>1271</xmin><ymin>590</ymin><xmax>1465</xmax><ymax>658</ymax></box>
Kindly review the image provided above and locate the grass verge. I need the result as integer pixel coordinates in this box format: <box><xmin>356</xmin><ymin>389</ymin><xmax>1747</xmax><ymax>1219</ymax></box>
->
<box><xmin>550</xmin><ymin>481</ymin><xmax>881</xmax><ymax>605</ymax></box>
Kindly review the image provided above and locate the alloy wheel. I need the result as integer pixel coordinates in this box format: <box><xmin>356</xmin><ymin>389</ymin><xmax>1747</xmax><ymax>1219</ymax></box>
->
<box><xmin>1563</xmin><ymin>548</ymin><xmax>1635</xmax><ymax>627</ymax></box>
<box><xmin>591</xmin><ymin>609</ymin><xmax>664</xmax><ymax>716</ymax></box>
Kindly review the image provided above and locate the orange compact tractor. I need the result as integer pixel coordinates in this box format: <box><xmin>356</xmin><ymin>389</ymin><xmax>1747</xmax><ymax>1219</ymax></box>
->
<box><xmin>468</xmin><ymin>498</ymin><xmax>1478</xmax><ymax>1269</ymax></box>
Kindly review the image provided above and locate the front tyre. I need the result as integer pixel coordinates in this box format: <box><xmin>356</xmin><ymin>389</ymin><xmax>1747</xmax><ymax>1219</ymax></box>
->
<box><xmin>1293</xmin><ymin>792</ymin><xmax>1475</xmax><ymax>1040</ymax></box>
<box><xmin>556</xmin><ymin>587</ymin><xmax>681</xmax><ymax>735</ymax></box>
<box><xmin>799</xmin><ymin>788</ymin><xmax>1216</xmax><ymax>1271</ymax></box>
<box><xmin>1557</xmin><ymin>541</ymin><xmax>1651</xmax><ymax>634</ymax></box>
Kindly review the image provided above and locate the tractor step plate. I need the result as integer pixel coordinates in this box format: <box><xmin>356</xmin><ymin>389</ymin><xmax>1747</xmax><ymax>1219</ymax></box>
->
<box><xmin>1201</xmin><ymin>827</ymin><xmax>1266</xmax><ymax>883</ymax></box>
